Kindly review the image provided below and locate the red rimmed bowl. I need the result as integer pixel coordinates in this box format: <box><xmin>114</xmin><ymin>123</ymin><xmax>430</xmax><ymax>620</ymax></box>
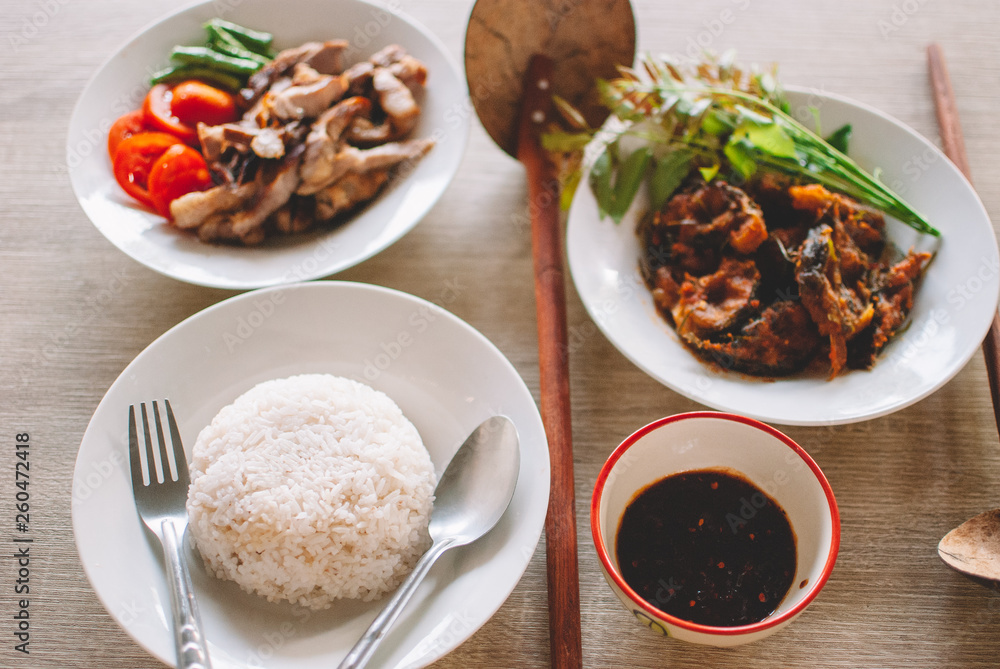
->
<box><xmin>591</xmin><ymin>412</ymin><xmax>840</xmax><ymax>646</ymax></box>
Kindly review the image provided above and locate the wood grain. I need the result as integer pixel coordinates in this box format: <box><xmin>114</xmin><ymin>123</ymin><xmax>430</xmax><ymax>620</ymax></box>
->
<box><xmin>4</xmin><ymin>1</ymin><xmax>1000</xmax><ymax>668</ymax></box>
<box><xmin>516</xmin><ymin>54</ymin><xmax>583</xmax><ymax>669</ymax></box>
<box><xmin>928</xmin><ymin>43</ymin><xmax>1000</xmax><ymax>440</ymax></box>
<box><xmin>465</xmin><ymin>0</ymin><xmax>636</xmax><ymax>157</ymax></box>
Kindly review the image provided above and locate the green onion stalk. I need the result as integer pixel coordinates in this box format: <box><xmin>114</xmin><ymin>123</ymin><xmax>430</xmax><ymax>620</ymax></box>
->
<box><xmin>545</xmin><ymin>52</ymin><xmax>939</xmax><ymax>236</ymax></box>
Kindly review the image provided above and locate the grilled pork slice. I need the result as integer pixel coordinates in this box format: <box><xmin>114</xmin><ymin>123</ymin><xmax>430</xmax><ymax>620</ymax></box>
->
<box><xmin>374</xmin><ymin>68</ymin><xmax>419</xmax><ymax>135</ymax></box>
<box><xmin>249</xmin><ymin>128</ymin><xmax>285</xmax><ymax>159</ymax></box>
<box><xmin>269</xmin><ymin>197</ymin><xmax>317</xmax><ymax>235</ymax></box>
<box><xmin>370</xmin><ymin>44</ymin><xmax>408</xmax><ymax>67</ymax></box>
<box><xmin>297</xmin><ymin>97</ymin><xmax>372</xmax><ymax>194</ymax></box>
<box><xmin>242</xmin><ymin>40</ymin><xmax>349</xmax><ymax>107</ymax></box>
<box><xmin>196</xmin><ymin>215</ymin><xmax>266</xmax><ymax>246</ymax></box>
<box><xmin>199</xmin><ymin>122</ymin><xmax>288</xmax><ymax>161</ymax></box>
<box><xmin>348</xmin><ymin>68</ymin><xmax>420</xmax><ymax>145</ymax></box>
<box><xmin>344</xmin><ymin>46</ymin><xmax>426</xmax><ymax>98</ymax></box>
<box><xmin>314</xmin><ymin>170</ymin><xmax>390</xmax><ymax>221</ymax></box>
<box><xmin>170</xmin><ymin>182</ymin><xmax>257</xmax><ymax>230</ymax></box>
<box><xmin>298</xmin><ymin>137</ymin><xmax>434</xmax><ymax>196</ymax></box>
<box><xmin>344</xmin><ymin>61</ymin><xmax>376</xmax><ymax>97</ymax></box>
<box><xmin>388</xmin><ymin>56</ymin><xmax>427</xmax><ymax>95</ymax></box>
<box><xmin>227</xmin><ymin>149</ymin><xmax>304</xmax><ymax>239</ymax></box>
<box><xmin>198</xmin><ymin>124</ymin><xmax>230</xmax><ymax>162</ymax></box>
<box><xmin>268</xmin><ymin>72</ymin><xmax>348</xmax><ymax>121</ymax></box>
<box><xmin>348</xmin><ymin>138</ymin><xmax>434</xmax><ymax>172</ymax></box>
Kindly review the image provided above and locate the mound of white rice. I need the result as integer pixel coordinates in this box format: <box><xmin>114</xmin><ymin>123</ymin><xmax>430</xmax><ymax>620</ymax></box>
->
<box><xmin>186</xmin><ymin>374</ymin><xmax>436</xmax><ymax>609</ymax></box>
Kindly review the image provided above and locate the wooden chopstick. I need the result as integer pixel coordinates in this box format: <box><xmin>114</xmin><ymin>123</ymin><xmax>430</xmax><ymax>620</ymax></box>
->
<box><xmin>928</xmin><ymin>43</ymin><xmax>1000</xmax><ymax>435</ymax></box>
<box><xmin>516</xmin><ymin>54</ymin><xmax>584</xmax><ymax>669</ymax></box>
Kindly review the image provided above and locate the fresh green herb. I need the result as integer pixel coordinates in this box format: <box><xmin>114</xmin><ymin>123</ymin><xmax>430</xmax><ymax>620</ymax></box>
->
<box><xmin>588</xmin><ymin>143</ymin><xmax>653</xmax><ymax>223</ymax></box>
<box><xmin>824</xmin><ymin>123</ymin><xmax>852</xmax><ymax>154</ymax></box>
<box><xmin>541</xmin><ymin>130</ymin><xmax>592</xmax><ymax>153</ymax></box>
<box><xmin>590</xmin><ymin>147</ymin><xmax>615</xmax><ymax>219</ymax></box>
<box><xmin>649</xmin><ymin>149</ymin><xmax>693</xmax><ymax>211</ymax></box>
<box><xmin>551</xmin><ymin>53</ymin><xmax>938</xmax><ymax>236</ymax></box>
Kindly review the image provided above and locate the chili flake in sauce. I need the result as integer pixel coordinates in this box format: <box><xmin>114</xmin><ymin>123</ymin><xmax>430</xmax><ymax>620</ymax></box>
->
<box><xmin>615</xmin><ymin>468</ymin><xmax>796</xmax><ymax>627</ymax></box>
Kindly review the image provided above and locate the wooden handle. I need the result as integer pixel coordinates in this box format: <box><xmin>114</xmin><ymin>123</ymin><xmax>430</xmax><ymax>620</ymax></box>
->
<box><xmin>516</xmin><ymin>54</ymin><xmax>583</xmax><ymax>669</ymax></box>
<box><xmin>928</xmin><ymin>43</ymin><xmax>1000</xmax><ymax>436</ymax></box>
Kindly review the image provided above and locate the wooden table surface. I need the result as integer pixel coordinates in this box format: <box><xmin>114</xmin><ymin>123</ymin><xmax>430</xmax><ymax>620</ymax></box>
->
<box><xmin>3</xmin><ymin>0</ymin><xmax>1000</xmax><ymax>667</ymax></box>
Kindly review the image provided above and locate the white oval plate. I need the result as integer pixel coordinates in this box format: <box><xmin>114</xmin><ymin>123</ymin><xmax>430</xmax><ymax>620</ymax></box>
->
<box><xmin>67</xmin><ymin>0</ymin><xmax>468</xmax><ymax>289</ymax></box>
<box><xmin>72</xmin><ymin>282</ymin><xmax>549</xmax><ymax>668</ymax></box>
<box><xmin>567</xmin><ymin>89</ymin><xmax>1000</xmax><ymax>426</ymax></box>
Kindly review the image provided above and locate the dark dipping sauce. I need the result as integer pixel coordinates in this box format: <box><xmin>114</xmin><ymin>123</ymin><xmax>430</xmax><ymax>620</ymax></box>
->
<box><xmin>616</xmin><ymin>468</ymin><xmax>796</xmax><ymax>627</ymax></box>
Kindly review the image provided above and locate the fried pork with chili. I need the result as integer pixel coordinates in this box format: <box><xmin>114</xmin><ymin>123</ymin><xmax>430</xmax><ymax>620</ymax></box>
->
<box><xmin>641</xmin><ymin>177</ymin><xmax>931</xmax><ymax>378</ymax></box>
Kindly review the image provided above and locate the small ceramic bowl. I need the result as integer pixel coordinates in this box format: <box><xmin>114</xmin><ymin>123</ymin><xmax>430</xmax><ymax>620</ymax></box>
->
<box><xmin>591</xmin><ymin>412</ymin><xmax>839</xmax><ymax>646</ymax></box>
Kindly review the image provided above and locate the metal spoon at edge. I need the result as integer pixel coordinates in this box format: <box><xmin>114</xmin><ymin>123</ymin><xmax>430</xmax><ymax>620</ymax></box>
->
<box><xmin>337</xmin><ymin>415</ymin><xmax>521</xmax><ymax>669</ymax></box>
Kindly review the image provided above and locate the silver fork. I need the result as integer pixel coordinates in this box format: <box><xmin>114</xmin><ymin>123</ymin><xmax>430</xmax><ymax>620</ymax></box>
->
<box><xmin>128</xmin><ymin>400</ymin><xmax>211</xmax><ymax>669</ymax></box>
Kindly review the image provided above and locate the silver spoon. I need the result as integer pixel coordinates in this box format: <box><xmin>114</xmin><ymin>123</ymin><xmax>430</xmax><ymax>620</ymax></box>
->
<box><xmin>338</xmin><ymin>415</ymin><xmax>521</xmax><ymax>669</ymax></box>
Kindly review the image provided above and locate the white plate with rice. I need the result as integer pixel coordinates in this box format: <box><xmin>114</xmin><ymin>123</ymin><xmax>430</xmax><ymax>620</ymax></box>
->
<box><xmin>71</xmin><ymin>281</ymin><xmax>550</xmax><ymax>669</ymax></box>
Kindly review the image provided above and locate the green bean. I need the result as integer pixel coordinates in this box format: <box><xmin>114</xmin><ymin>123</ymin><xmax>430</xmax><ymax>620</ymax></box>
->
<box><xmin>206</xmin><ymin>25</ymin><xmax>269</xmax><ymax>66</ymax></box>
<box><xmin>170</xmin><ymin>46</ymin><xmax>261</xmax><ymax>76</ymax></box>
<box><xmin>149</xmin><ymin>64</ymin><xmax>244</xmax><ymax>92</ymax></box>
<box><xmin>204</xmin><ymin>18</ymin><xmax>274</xmax><ymax>57</ymax></box>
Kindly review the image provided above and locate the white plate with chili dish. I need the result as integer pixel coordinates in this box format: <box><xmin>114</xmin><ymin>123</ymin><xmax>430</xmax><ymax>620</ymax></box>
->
<box><xmin>567</xmin><ymin>88</ymin><xmax>999</xmax><ymax>426</ymax></box>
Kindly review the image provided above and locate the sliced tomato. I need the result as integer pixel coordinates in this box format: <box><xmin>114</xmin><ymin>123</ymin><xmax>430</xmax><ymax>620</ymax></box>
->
<box><xmin>107</xmin><ymin>110</ymin><xmax>147</xmax><ymax>160</ymax></box>
<box><xmin>143</xmin><ymin>83</ymin><xmax>198</xmax><ymax>145</ymax></box>
<box><xmin>112</xmin><ymin>132</ymin><xmax>183</xmax><ymax>207</ymax></box>
<box><xmin>170</xmin><ymin>81</ymin><xmax>238</xmax><ymax>128</ymax></box>
<box><xmin>147</xmin><ymin>144</ymin><xmax>214</xmax><ymax>218</ymax></box>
